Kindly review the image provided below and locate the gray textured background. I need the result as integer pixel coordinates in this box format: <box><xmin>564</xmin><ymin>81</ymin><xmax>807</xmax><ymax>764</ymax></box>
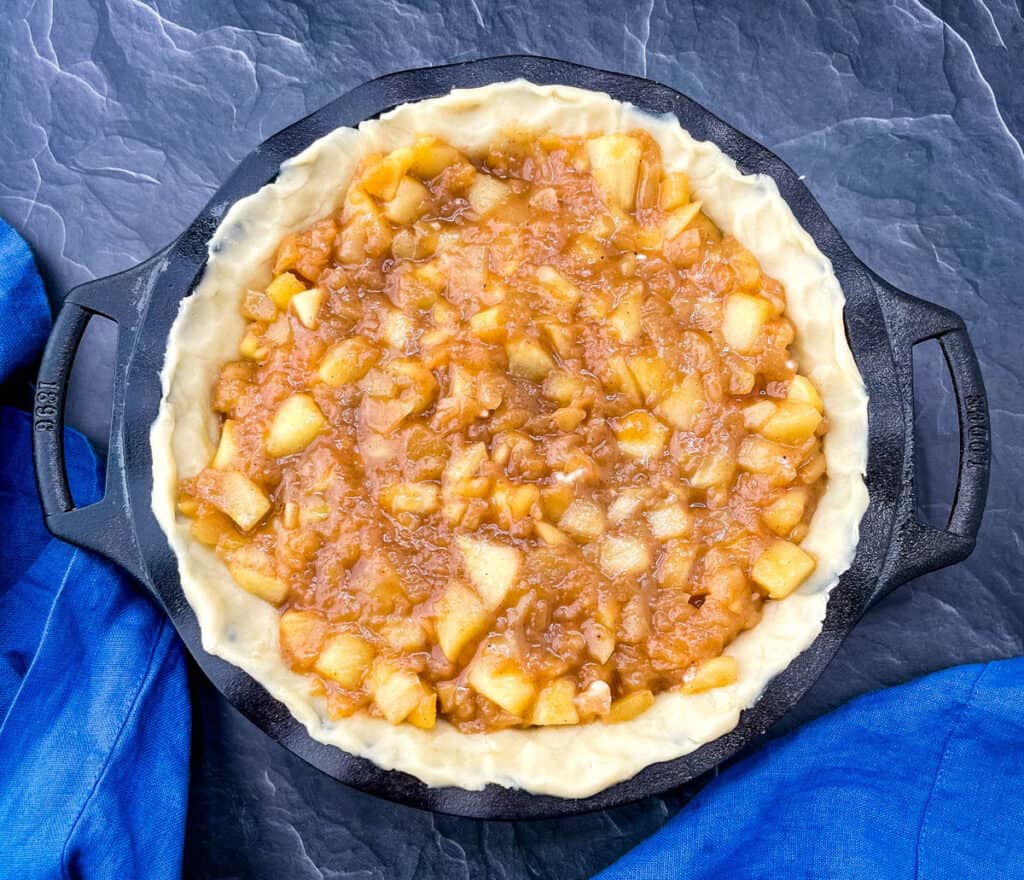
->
<box><xmin>2</xmin><ymin>0</ymin><xmax>1022</xmax><ymax>877</ymax></box>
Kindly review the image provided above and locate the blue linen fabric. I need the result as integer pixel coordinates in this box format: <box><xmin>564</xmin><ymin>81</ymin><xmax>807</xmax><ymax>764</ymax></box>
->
<box><xmin>0</xmin><ymin>218</ymin><xmax>189</xmax><ymax>879</ymax></box>
<box><xmin>596</xmin><ymin>657</ymin><xmax>1024</xmax><ymax>879</ymax></box>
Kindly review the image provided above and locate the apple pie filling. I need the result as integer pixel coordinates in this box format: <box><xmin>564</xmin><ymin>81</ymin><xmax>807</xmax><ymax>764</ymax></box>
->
<box><xmin>177</xmin><ymin>129</ymin><xmax>828</xmax><ymax>733</ymax></box>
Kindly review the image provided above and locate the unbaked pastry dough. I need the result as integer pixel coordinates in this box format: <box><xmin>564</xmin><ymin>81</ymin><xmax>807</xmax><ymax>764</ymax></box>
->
<box><xmin>151</xmin><ymin>80</ymin><xmax>869</xmax><ymax>798</ymax></box>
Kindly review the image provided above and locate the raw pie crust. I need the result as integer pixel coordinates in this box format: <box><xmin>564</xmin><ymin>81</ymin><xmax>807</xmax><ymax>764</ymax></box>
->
<box><xmin>151</xmin><ymin>81</ymin><xmax>869</xmax><ymax>798</ymax></box>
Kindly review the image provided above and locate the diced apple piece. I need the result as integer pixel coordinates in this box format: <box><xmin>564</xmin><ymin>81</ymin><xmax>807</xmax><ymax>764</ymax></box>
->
<box><xmin>788</xmin><ymin>375</ymin><xmax>824</xmax><ymax>413</ymax></box>
<box><xmin>266</xmin><ymin>393</ymin><xmax>325</xmax><ymax>458</ymax></box>
<box><xmin>379</xmin><ymin>306</ymin><xmax>415</xmax><ymax>351</ymax></box>
<box><xmin>608</xmin><ymin>284</ymin><xmax>644</xmax><ymax>344</ymax></box>
<box><xmin>647</xmin><ymin>503</ymin><xmax>691</xmax><ymax>540</ymax></box>
<box><xmin>659</xmin><ymin>171</ymin><xmax>690</xmax><ymax>211</ymax></box>
<box><xmin>603</xmin><ymin>354</ymin><xmax>642</xmax><ymax>404</ymax></box>
<box><xmin>290</xmin><ymin>287</ymin><xmax>325</xmax><ymax>329</ymax></box>
<box><xmin>604</xmin><ymin>689</ymin><xmax>655</xmax><ymax>723</ymax></box>
<box><xmin>540</xmin><ymin>320</ymin><xmax>575</xmax><ymax>359</ymax></box>
<box><xmin>529</xmin><ymin>678</ymin><xmax>580</xmax><ymax>726</ymax></box>
<box><xmin>467</xmin><ymin>650</ymin><xmax>537</xmax><ymax>717</ymax></box>
<box><xmin>742</xmin><ymin>399</ymin><xmax>778</xmax><ymax>431</ymax></box>
<box><xmin>443</xmin><ymin>442</ymin><xmax>490</xmax><ymax>500</ymax></box>
<box><xmin>436</xmin><ymin>581</ymin><xmax>490</xmax><ymax>662</ymax></box>
<box><xmin>582</xmin><ymin>620</ymin><xmax>616</xmax><ymax>664</ymax></box>
<box><xmin>239</xmin><ymin>330</ymin><xmax>268</xmax><ymax>361</ymax></box>
<box><xmin>586</xmin><ymin>134</ymin><xmax>642</xmax><ymax>211</ymax></box>
<box><xmin>656</xmin><ymin>540</ymin><xmax>697</xmax><ymax>587</ymax></box>
<box><xmin>212</xmin><ymin>420</ymin><xmax>241</xmax><ymax>470</ymax></box>
<box><xmin>559</xmin><ymin>499</ymin><xmax>607</xmax><ymax>543</ymax></box>
<box><xmin>279</xmin><ymin>609</ymin><xmax>328</xmax><ymax>669</ymax></box>
<box><xmin>663</xmin><ymin>201</ymin><xmax>704</xmax><ymax>241</ymax></box>
<box><xmin>228</xmin><ymin>565</ymin><xmax>289</xmax><ymax>605</ymax></box>
<box><xmin>188</xmin><ymin>511</ymin><xmax>240</xmax><ymax>548</ymax></box>
<box><xmin>760</xmin><ymin>401</ymin><xmax>823</xmax><ymax>444</ymax></box>
<box><xmin>737</xmin><ymin>435</ymin><xmax>797</xmax><ymax>485</ymax></box>
<box><xmin>177</xmin><ymin>494</ymin><xmax>199</xmax><ymax>518</ymax></box>
<box><xmin>627</xmin><ymin>354</ymin><xmax>671</xmax><ymax>403</ymax></box>
<box><xmin>409</xmin><ymin>136</ymin><xmax>461</xmax><ymax>179</ymax></box>
<box><xmin>314</xmin><ymin>632</ymin><xmax>374</xmax><ymax>688</ymax></box>
<box><xmin>682</xmin><ymin>655</ymin><xmax>739</xmax><ymax>694</ymax></box>
<box><xmin>457</xmin><ymin>536</ymin><xmax>523</xmax><ymax>610</ymax></box>
<box><xmin>534</xmin><ymin>521</ymin><xmax>571</xmax><ymax>546</ymax></box>
<box><xmin>338</xmin><ymin>189</ymin><xmax>392</xmax><ymax>260</ymax></box>
<box><xmin>317</xmin><ymin>336</ymin><xmax>380</xmax><ymax>386</ymax></box>
<box><xmin>491</xmin><ymin>480</ymin><xmax>541</xmax><ymax>527</ymax></box>
<box><xmin>542</xmin><ymin>370</ymin><xmax>585</xmax><ymax>406</ymax></box>
<box><xmin>212</xmin><ymin>471</ymin><xmax>271</xmax><ymax>531</ymax></box>
<box><xmin>382</xmin><ymin>175</ymin><xmax>431</xmax><ymax>225</ymax></box>
<box><xmin>360</xmin><ymin>147</ymin><xmax>414</xmax><ymax>200</ymax></box>
<box><xmin>469</xmin><ymin>305</ymin><xmax>508</xmax><ymax>343</ymax></box>
<box><xmin>763</xmin><ymin>488</ymin><xmax>809</xmax><ymax>536</ymax></box>
<box><xmin>467</xmin><ymin>173</ymin><xmax>511</xmax><ymax>215</ymax></box>
<box><xmin>800</xmin><ymin>452</ymin><xmax>827</xmax><ymax>485</ymax></box>
<box><xmin>599</xmin><ymin>534</ymin><xmax>652</xmax><ymax>578</ymax></box>
<box><xmin>656</xmin><ymin>373</ymin><xmax>706</xmax><ymax>431</ymax></box>
<box><xmin>370</xmin><ymin>662</ymin><xmax>423</xmax><ymax>725</ymax></box>
<box><xmin>407</xmin><ymin>687</ymin><xmax>438</xmax><ymax>729</ymax></box>
<box><xmin>752</xmin><ymin>540</ymin><xmax>816</xmax><ymax>599</ymax></box>
<box><xmin>607</xmin><ymin>488</ymin><xmax>651</xmax><ymax>524</ymax></box>
<box><xmin>540</xmin><ymin>483</ymin><xmax>574</xmax><ymax>522</ymax></box>
<box><xmin>380</xmin><ymin>482</ymin><xmax>441</xmax><ymax>514</ymax></box>
<box><xmin>506</xmin><ymin>336</ymin><xmax>555</xmax><ymax>382</ymax></box>
<box><xmin>380</xmin><ymin>619</ymin><xmax>428</xmax><ymax>652</ymax></box>
<box><xmin>266</xmin><ymin>272</ymin><xmax>307</xmax><ymax>309</ymax></box>
<box><xmin>536</xmin><ymin>265</ymin><xmax>581</xmax><ymax>306</ymax></box>
<box><xmin>722</xmin><ymin>293</ymin><xmax>771</xmax><ymax>354</ymax></box>
<box><xmin>612</xmin><ymin>411</ymin><xmax>670</xmax><ymax>461</ymax></box>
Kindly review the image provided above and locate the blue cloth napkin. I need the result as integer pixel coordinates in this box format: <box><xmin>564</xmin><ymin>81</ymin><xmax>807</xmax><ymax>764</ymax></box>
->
<box><xmin>0</xmin><ymin>219</ymin><xmax>190</xmax><ymax>879</ymax></box>
<box><xmin>598</xmin><ymin>657</ymin><xmax>1024</xmax><ymax>879</ymax></box>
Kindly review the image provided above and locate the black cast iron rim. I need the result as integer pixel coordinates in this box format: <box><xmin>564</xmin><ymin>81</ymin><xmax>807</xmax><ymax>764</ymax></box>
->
<box><xmin>32</xmin><ymin>55</ymin><xmax>990</xmax><ymax>819</ymax></box>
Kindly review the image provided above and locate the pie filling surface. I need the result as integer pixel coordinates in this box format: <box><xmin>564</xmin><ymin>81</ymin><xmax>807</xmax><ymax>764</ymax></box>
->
<box><xmin>176</xmin><ymin>129</ymin><xmax>830</xmax><ymax>733</ymax></box>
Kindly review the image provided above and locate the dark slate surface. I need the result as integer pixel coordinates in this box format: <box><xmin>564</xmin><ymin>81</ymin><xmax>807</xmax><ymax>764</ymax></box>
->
<box><xmin>2</xmin><ymin>1</ymin><xmax>1023</xmax><ymax>877</ymax></box>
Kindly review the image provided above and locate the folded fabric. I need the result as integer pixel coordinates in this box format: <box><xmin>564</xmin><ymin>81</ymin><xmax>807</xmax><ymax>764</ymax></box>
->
<box><xmin>596</xmin><ymin>656</ymin><xmax>1024</xmax><ymax>880</ymax></box>
<box><xmin>0</xmin><ymin>218</ymin><xmax>190</xmax><ymax>880</ymax></box>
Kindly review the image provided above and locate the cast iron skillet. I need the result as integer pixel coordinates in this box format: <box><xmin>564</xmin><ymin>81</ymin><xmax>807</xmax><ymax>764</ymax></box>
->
<box><xmin>31</xmin><ymin>56</ymin><xmax>991</xmax><ymax>819</ymax></box>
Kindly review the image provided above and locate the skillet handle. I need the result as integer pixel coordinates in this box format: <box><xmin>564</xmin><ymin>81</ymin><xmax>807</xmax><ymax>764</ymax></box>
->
<box><xmin>878</xmin><ymin>285</ymin><xmax>990</xmax><ymax>588</ymax></box>
<box><xmin>32</xmin><ymin>262</ymin><xmax>152</xmax><ymax>584</ymax></box>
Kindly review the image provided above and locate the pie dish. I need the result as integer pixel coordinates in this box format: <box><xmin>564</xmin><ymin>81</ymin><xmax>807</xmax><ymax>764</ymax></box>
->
<box><xmin>149</xmin><ymin>80</ymin><xmax>869</xmax><ymax>798</ymax></box>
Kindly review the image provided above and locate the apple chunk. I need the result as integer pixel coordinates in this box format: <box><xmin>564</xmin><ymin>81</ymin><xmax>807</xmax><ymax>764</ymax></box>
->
<box><xmin>266</xmin><ymin>393</ymin><xmax>326</xmax><ymax>458</ymax></box>
<box><xmin>752</xmin><ymin>540</ymin><xmax>816</xmax><ymax>599</ymax></box>
<box><xmin>317</xmin><ymin>336</ymin><xmax>380</xmax><ymax>386</ymax></box>
<box><xmin>759</xmin><ymin>400</ymin><xmax>822</xmax><ymax>444</ymax></box>
<box><xmin>722</xmin><ymin>292</ymin><xmax>771</xmax><ymax>354</ymax></box>
<box><xmin>599</xmin><ymin>534</ymin><xmax>652</xmax><ymax>578</ymax></box>
<box><xmin>467</xmin><ymin>648</ymin><xmax>537</xmax><ymax>717</ymax></box>
<box><xmin>228</xmin><ymin>564</ymin><xmax>289</xmax><ymax>605</ymax></box>
<box><xmin>314</xmin><ymin>632</ymin><xmax>375</xmax><ymax>689</ymax></box>
<box><xmin>456</xmin><ymin>536</ymin><xmax>523</xmax><ymax>609</ymax></box>
<box><xmin>290</xmin><ymin>287</ymin><xmax>325</xmax><ymax>329</ymax></box>
<box><xmin>370</xmin><ymin>662</ymin><xmax>423</xmax><ymax>724</ymax></box>
<box><xmin>211</xmin><ymin>420</ymin><xmax>241</xmax><ymax>470</ymax></box>
<box><xmin>681</xmin><ymin>656</ymin><xmax>739</xmax><ymax>694</ymax></box>
<box><xmin>209</xmin><ymin>470</ymin><xmax>271</xmax><ymax>531</ymax></box>
<box><xmin>612</xmin><ymin>411</ymin><xmax>670</xmax><ymax>461</ymax></box>
<box><xmin>585</xmin><ymin>134</ymin><xmax>642</xmax><ymax>211</ymax></box>
<box><xmin>435</xmin><ymin>581</ymin><xmax>490</xmax><ymax>662</ymax></box>
<box><xmin>265</xmin><ymin>271</ymin><xmax>307</xmax><ymax>309</ymax></box>
<box><xmin>278</xmin><ymin>609</ymin><xmax>327</xmax><ymax>669</ymax></box>
<box><xmin>529</xmin><ymin>678</ymin><xmax>580</xmax><ymax>726</ymax></box>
